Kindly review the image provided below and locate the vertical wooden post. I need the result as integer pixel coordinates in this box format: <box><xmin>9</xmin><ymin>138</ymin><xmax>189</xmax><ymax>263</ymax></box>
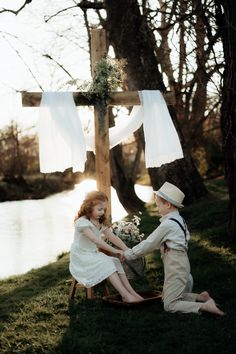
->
<box><xmin>90</xmin><ymin>29</ymin><xmax>111</xmax><ymax>219</ymax></box>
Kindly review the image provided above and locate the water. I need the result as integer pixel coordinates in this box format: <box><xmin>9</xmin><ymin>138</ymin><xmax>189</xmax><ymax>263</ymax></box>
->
<box><xmin>0</xmin><ymin>179</ymin><xmax>153</xmax><ymax>279</ymax></box>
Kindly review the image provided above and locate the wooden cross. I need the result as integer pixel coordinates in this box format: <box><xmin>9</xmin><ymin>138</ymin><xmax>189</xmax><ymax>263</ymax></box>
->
<box><xmin>21</xmin><ymin>29</ymin><xmax>174</xmax><ymax>219</ymax></box>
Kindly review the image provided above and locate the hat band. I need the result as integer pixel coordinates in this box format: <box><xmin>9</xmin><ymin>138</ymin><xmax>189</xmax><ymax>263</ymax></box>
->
<box><xmin>157</xmin><ymin>190</ymin><xmax>183</xmax><ymax>207</ymax></box>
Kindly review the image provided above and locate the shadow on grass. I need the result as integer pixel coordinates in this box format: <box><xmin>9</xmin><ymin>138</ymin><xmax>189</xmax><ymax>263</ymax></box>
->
<box><xmin>57</xmin><ymin>239</ymin><xmax>236</xmax><ymax>354</ymax></box>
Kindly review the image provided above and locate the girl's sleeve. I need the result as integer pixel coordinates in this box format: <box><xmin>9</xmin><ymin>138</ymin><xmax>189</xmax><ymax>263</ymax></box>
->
<box><xmin>75</xmin><ymin>218</ymin><xmax>92</xmax><ymax>230</ymax></box>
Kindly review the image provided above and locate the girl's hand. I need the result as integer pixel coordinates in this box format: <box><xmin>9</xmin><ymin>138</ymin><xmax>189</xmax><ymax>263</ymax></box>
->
<box><xmin>115</xmin><ymin>249</ymin><xmax>125</xmax><ymax>261</ymax></box>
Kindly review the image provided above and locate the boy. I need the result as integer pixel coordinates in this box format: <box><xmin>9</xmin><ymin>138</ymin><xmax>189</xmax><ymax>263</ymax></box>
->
<box><xmin>124</xmin><ymin>182</ymin><xmax>224</xmax><ymax>315</ymax></box>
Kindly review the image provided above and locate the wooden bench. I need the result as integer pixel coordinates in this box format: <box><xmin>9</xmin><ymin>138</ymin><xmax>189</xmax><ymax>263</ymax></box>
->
<box><xmin>68</xmin><ymin>277</ymin><xmax>110</xmax><ymax>300</ymax></box>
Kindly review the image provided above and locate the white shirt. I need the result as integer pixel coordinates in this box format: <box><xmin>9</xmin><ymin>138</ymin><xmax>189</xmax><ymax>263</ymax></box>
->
<box><xmin>124</xmin><ymin>210</ymin><xmax>190</xmax><ymax>261</ymax></box>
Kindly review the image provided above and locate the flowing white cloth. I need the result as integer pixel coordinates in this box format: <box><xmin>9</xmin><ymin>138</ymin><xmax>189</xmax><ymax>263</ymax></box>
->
<box><xmin>85</xmin><ymin>105</ymin><xmax>143</xmax><ymax>151</ymax></box>
<box><xmin>86</xmin><ymin>90</ymin><xmax>183</xmax><ymax>167</ymax></box>
<box><xmin>140</xmin><ymin>90</ymin><xmax>184</xmax><ymax>167</ymax></box>
<box><xmin>38</xmin><ymin>92</ymin><xmax>86</xmax><ymax>173</ymax></box>
<box><xmin>38</xmin><ymin>90</ymin><xmax>183</xmax><ymax>173</ymax></box>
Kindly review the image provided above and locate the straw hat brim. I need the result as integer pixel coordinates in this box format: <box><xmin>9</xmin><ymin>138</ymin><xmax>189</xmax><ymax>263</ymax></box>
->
<box><xmin>155</xmin><ymin>190</ymin><xmax>184</xmax><ymax>208</ymax></box>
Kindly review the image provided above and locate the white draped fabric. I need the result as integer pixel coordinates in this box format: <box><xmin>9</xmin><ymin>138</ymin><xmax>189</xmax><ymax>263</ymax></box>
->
<box><xmin>38</xmin><ymin>92</ymin><xmax>86</xmax><ymax>173</ymax></box>
<box><xmin>85</xmin><ymin>105</ymin><xmax>143</xmax><ymax>151</ymax></box>
<box><xmin>140</xmin><ymin>90</ymin><xmax>184</xmax><ymax>167</ymax></box>
<box><xmin>38</xmin><ymin>90</ymin><xmax>183</xmax><ymax>173</ymax></box>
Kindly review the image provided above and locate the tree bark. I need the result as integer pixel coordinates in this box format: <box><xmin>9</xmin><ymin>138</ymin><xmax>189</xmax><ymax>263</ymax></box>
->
<box><xmin>215</xmin><ymin>0</ymin><xmax>236</xmax><ymax>243</ymax></box>
<box><xmin>110</xmin><ymin>145</ymin><xmax>145</xmax><ymax>213</ymax></box>
<box><xmin>109</xmin><ymin>109</ymin><xmax>145</xmax><ymax>213</ymax></box>
<box><xmin>105</xmin><ymin>0</ymin><xmax>207</xmax><ymax>204</ymax></box>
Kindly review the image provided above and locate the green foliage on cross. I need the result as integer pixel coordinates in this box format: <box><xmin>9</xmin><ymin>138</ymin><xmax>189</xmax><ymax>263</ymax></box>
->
<box><xmin>79</xmin><ymin>57</ymin><xmax>127</xmax><ymax>109</ymax></box>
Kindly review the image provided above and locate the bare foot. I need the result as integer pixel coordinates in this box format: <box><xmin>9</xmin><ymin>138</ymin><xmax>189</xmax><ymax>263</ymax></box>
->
<box><xmin>122</xmin><ymin>294</ymin><xmax>142</xmax><ymax>303</ymax></box>
<box><xmin>134</xmin><ymin>294</ymin><xmax>144</xmax><ymax>301</ymax></box>
<box><xmin>200</xmin><ymin>299</ymin><xmax>225</xmax><ymax>316</ymax></box>
<box><xmin>196</xmin><ymin>291</ymin><xmax>211</xmax><ymax>302</ymax></box>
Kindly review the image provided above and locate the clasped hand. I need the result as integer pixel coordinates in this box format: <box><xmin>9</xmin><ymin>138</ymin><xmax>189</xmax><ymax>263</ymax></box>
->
<box><xmin>116</xmin><ymin>249</ymin><xmax>125</xmax><ymax>262</ymax></box>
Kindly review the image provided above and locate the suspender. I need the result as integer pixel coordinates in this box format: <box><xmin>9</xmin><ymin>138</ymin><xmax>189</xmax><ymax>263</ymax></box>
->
<box><xmin>169</xmin><ymin>217</ymin><xmax>188</xmax><ymax>246</ymax></box>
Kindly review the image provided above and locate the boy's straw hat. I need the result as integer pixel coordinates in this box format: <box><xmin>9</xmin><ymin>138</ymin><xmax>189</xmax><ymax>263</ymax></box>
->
<box><xmin>154</xmin><ymin>181</ymin><xmax>185</xmax><ymax>208</ymax></box>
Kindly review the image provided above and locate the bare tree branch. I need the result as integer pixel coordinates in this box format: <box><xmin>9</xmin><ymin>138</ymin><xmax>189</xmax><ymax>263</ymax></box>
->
<box><xmin>82</xmin><ymin>9</ymin><xmax>92</xmax><ymax>74</ymax></box>
<box><xmin>42</xmin><ymin>54</ymin><xmax>75</xmax><ymax>80</ymax></box>
<box><xmin>44</xmin><ymin>6</ymin><xmax>79</xmax><ymax>23</ymax></box>
<box><xmin>1</xmin><ymin>31</ymin><xmax>76</xmax><ymax>88</ymax></box>
<box><xmin>44</xmin><ymin>1</ymin><xmax>104</xmax><ymax>23</ymax></box>
<box><xmin>0</xmin><ymin>0</ymin><xmax>33</xmax><ymax>15</ymax></box>
<box><xmin>2</xmin><ymin>35</ymin><xmax>44</xmax><ymax>91</ymax></box>
<box><xmin>77</xmin><ymin>1</ymin><xmax>104</xmax><ymax>10</ymax></box>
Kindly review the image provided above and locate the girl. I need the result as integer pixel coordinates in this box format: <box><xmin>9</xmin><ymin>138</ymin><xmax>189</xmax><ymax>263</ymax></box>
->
<box><xmin>69</xmin><ymin>191</ymin><xmax>143</xmax><ymax>303</ymax></box>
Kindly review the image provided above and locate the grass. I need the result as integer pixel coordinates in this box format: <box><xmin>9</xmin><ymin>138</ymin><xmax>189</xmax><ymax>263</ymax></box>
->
<box><xmin>0</xmin><ymin>179</ymin><xmax>236</xmax><ymax>354</ymax></box>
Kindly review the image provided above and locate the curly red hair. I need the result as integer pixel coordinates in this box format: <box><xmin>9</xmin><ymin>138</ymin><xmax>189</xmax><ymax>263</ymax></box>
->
<box><xmin>74</xmin><ymin>191</ymin><xmax>109</xmax><ymax>225</ymax></box>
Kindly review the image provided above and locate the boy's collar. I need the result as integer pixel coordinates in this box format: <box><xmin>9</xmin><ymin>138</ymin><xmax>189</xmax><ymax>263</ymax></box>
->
<box><xmin>160</xmin><ymin>210</ymin><xmax>180</xmax><ymax>222</ymax></box>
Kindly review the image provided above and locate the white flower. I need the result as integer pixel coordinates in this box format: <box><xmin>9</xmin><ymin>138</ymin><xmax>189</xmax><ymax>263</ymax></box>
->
<box><xmin>112</xmin><ymin>215</ymin><xmax>144</xmax><ymax>245</ymax></box>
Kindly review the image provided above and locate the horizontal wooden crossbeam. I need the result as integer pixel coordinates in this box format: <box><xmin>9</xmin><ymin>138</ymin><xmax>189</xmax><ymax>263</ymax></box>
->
<box><xmin>21</xmin><ymin>91</ymin><xmax>175</xmax><ymax>107</ymax></box>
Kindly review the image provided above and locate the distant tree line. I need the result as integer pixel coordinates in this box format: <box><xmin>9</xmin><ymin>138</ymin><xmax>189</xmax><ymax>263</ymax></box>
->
<box><xmin>0</xmin><ymin>122</ymin><xmax>39</xmax><ymax>180</ymax></box>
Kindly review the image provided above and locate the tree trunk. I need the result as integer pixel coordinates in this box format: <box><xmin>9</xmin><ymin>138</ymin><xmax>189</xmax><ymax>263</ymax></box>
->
<box><xmin>105</xmin><ymin>0</ymin><xmax>207</xmax><ymax>204</ymax></box>
<box><xmin>110</xmin><ymin>145</ymin><xmax>145</xmax><ymax>213</ymax></box>
<box><xmin>109</xmin><ymin>109</ymin><xmax>145</xmax><ymax>213</ymax></box>
<box><xmin>215</xmin><ymin>0</ymin><xmax>236</xmax><ymax>243</ymax></box>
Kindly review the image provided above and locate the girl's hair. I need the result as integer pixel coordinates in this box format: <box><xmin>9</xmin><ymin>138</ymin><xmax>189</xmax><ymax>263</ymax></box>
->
<box><xmin>74</xmin><ymin>191</ymin><xmax>109</xmax><ymax>224</ymax></box>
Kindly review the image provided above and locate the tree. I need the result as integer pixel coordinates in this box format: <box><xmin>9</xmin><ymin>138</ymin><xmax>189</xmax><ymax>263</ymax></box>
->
<box><xmin>215</xmin><ymin>0</ymin><xmax>236</xmax><ymax>243</ymax></box>
<box><xmin>1</xmin><ymin>0</ymin><xmax>225</xmax><ymax>209</ymax></box>
<box><xmin>0</xmin><ymin>122</ymin><xmax>22</xmax><ymax>179</ymax></box>
<box><xmin>104</xmin><ymin>0</ymin><xmax>207</xmax><ymax>203</ymax></box>
<box><xmin>0</xmin><ymin>122</ymin><xmax>39</xmax><ymax>179</ymax></box>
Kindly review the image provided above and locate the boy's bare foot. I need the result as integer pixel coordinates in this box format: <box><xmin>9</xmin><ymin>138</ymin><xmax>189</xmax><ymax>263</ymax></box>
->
<box><xmin>200</xmin><ymin>299</ymin><xmax>225</xmax><ymax>316</ymax></box>
<box><xmin>196</xmin><ymin>291</ymin><xmax>211</xmax><ymax>302</ymax></box>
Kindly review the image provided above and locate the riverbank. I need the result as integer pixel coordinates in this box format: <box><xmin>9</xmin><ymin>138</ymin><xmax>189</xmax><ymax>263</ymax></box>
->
<box><xmin>0</xmin><ymin>179</ymin><xmax>235</xmax><ymax>354</ymax></box>
<box><xmin>0</xmin><ymin>170</ymin><xmax>151</xmax><ymax>203</ymax></box>
<box><xmin>0</xmin><ymin>173</ymin><xmax>82</xmax><ymax>202</ymax></box>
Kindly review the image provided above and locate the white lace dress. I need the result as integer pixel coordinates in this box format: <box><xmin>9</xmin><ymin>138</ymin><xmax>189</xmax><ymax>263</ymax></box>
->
<box><xmin>69</xmin><ymin>216</ymin><xmax>125</xmax><ymax>287</ymax></box>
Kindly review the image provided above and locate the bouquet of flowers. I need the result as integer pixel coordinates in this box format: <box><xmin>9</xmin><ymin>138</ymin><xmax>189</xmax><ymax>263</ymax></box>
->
<box><xmin>112</xmin><ymin>215</ymin><xmax>146</xmax><ymax>280</ymax></box>
<box><xmin>112</xmin><ymin>215</ymin><xmax>145</xmax><ymax>247</ymax></box>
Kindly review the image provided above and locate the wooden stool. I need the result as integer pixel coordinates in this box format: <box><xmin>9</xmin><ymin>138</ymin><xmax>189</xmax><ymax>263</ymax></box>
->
<box><xmin>68</xmin><ymin>277</ymin><xmax>110</xmax><ymax>300</ymax></box>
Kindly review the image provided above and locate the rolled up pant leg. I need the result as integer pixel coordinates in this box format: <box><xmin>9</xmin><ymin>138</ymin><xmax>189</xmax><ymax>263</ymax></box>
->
<box><xmin>162</xmin><ymin>251</ymin><xmax>202</xmax><ymax>314</ymax></box>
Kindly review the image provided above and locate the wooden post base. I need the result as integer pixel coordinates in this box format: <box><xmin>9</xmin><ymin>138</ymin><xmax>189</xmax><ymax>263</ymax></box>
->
<box><xmin>68</xmin><ymin>277</ymin><xmax>110</xmax><ymax>300</ymax></box>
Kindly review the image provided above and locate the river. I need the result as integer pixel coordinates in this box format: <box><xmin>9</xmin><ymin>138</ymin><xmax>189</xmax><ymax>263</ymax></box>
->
<box><xmin>0</xmin><ymin>179</ymin><xmax>153</xmax><ymax>279</ymax></box>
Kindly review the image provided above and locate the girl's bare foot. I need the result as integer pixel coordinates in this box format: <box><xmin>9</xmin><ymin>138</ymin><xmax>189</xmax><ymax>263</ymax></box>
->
<box><xmin>122</xmin><ymin>294</ymin><xmax>142</xmax><ymax>303</ymax></box>
<box><xmin>197</xmin><ymin>291</ymin><xmax>211</xmax><ymax>302</ymax></box>
<box><xmin>200</xmin><ymin>299</ymin><xmax>225</xmax><ymax>316</ymax></box>
<box><xmin>134</xmin><ymin>293</ymin><xmax>144</xmax><ymax>301</ymax></box>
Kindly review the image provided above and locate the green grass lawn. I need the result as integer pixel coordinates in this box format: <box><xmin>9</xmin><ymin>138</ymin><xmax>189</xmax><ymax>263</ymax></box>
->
<box><xmin>0</xmin><ymin>179</ymin><xmax>235</xmax><ymax>354</ymax></box>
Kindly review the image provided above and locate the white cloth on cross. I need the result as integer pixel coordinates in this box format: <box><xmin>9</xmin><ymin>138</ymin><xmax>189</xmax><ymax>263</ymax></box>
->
<box><xmin>85</xmin><ymin>105</ymin><xmax>143</xmax><ymax>151</ymax></box>
<box><xmin>86</xmin><ymin>90</ymin><xmax>183</xmax><ymax>166</ymax></box>
<box><xmin>140</xmin><ymin>90</ymin><xmax>183</xmax><ymax>167</ymax></box>
<box><xmin>38</xmin><ymin>90</ymin><xmax>183</xmax><ymax>173</ymax></box>
<box><xmin>38</xmin><ymin>92</ymin><xmax>86</xmax><ymax>173</ymax></box>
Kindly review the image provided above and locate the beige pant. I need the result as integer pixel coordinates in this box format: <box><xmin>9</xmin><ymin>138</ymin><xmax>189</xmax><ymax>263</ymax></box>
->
<box><xmin>162</xmin><ymin>250</ymin><xmax>202</xmax><ymax>314</ymax></box>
